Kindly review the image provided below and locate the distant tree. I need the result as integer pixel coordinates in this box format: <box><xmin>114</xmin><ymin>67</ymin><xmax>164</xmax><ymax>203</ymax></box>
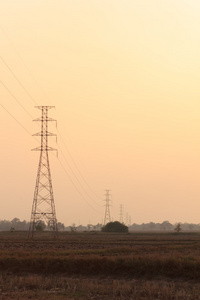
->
<box><xmin>95</xmin><ymin>223</ymin><xmax>102</xmax><ymax>231</ymax></box>
<box><xmin>129</xmin><ymin>223</ymin><xmax>140</xmax><ymax>231</ymax></box>
<box><xmin>102</xmin><ymin>221</ymin><xmax>128</xmax><ymax>233</ymax></box>
<box><xmin>10</xmin><ymin>218</ymin><xmax>29</xmax><ymax>230</ymax></box>
<box><xmin>11</xmin><ymin>218</ymin><xmax>20</xmax><ymax>230</ymax></box>
<box><xmin>70</xmin><ymin>223</ymin><xmax>77</xmax><ymax>232</ymax></box>
<box><xmin>160</xmin><ymin>221</ymin><xmax>173</xmax><ymax>231</ymax></box>
<box><xmin>76</xmin><ymin>225</ymin><xmax>87</xmax><ymax>231</ymax></box>
<box><xmin>188</xmin><ymin>224</ymin><xmax>195</xmax><ymax>231</ymax></box>
<box><xmin>148</xmin><ymin>222</ymin><xmax>156</xmax><ymax>230</ymax></box>
<box><xmin>35</xmin><ymin>220</ymin><xmax>46</xmax><ymax>231</ymax></box>
<box><xmin>87</xmin><ymin>224</ymin><xmax>92</xmax><ymax>231</ymax></box>
<box><xmin>174</xmin><ymin>222</ymin><xmax>182</xmax><ymax>233</ymax></box>
<box><xmin>11</xmin><ymin>218</ymin><xmax>20</xmax><ymax>224</ymax></box>
<box><xmin>57</xmin><ymin>222</ymin><xmax>65</xmax><ymax>231</ymax></box>
<box><xmin>0</xmin><ymin>220</ymin><xmax>12</xmax><ymax>231</ymax></box>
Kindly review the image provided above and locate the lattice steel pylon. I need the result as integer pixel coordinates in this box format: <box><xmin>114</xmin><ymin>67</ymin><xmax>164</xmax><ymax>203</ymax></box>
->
<box><xmin>119</xmin><ymin>204</ymin><xmax>123</xmax><ymax>224</ymax></box>
<box><xmin>103</xmin><ymin>190</ymin><xmax>111</xmax><ymax>225</ymax></box>
<box><xmin>28</xmin><ymin>106</ymin><xmax>57</xmax><ymax>237</ymax></box>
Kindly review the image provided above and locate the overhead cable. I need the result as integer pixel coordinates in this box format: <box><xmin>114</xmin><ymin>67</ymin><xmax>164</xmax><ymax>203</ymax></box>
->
<box><xmin>0</xmin><ymin>104</ymin><xmax>32</xmax><ymax>136</ymax></box>
<box><xmin>0</xmin><ymin>55</ymin><xmax>38</xmax><ymax>106</ymax></box>
<box><xmin>57</xmin><ymin>143</ymin><xmax>102</xmax><ymax>207</ymax></box>
<box><xmin>57</xmin><ymin>127</ymin><xmax>102</xmax><ymax>203</ymax></box>
<box><xmin>0</xmin><ymin>79</ymin><xmax>33</xmax><ymax>119</ymax></box>
<box><xmin>0</xmin><ymin>25</ymin><xmax>46</xmax><ymax>101</ymax></box>
<box><xmin>57</xmin><ymin>157</ymin><xmax>99</xmax><ymax>213</ymax></box>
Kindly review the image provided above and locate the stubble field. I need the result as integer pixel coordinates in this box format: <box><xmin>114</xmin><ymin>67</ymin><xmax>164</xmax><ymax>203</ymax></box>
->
<box><xmin>0</xmin><ymin>231</ymin><xmax>200</xmax><ymax>299</ymax></box>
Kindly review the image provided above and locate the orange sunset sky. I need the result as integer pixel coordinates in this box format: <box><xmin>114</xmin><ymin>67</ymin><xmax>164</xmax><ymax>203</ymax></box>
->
<box><xmin>0</xmin><ymin>0</ymin><xmax>200</xmax><ymax>226</ymax></box>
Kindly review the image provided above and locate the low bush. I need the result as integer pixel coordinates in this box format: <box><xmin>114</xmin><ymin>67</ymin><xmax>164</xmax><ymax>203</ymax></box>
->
<box><xmin>101</xmin><ymin>221</ymin><xmax>128</xmax><ymax>233</ymax></box>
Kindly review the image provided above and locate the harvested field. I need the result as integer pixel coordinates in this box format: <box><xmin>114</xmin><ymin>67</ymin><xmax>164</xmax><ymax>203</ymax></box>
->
<box><xmin>0</xmin><ymin>231</ymin><xmax>200</xmax><ymax>299</ymax></box>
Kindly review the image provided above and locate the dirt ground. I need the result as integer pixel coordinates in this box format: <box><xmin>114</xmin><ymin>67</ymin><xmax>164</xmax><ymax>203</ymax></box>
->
<box><xmin>0</xmin><ymin>231</ymin><xmax>200</xmax><ymax>299</ymax></box>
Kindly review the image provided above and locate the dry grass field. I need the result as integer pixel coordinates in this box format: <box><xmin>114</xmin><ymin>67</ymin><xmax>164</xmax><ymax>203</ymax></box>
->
<box><xmin>0</xmin><ymin>231</ymin><xmax>200</xmax><ymax>299</ymax></box>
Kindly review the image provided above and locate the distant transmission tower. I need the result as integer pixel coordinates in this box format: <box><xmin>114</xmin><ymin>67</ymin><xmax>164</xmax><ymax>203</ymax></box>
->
<box><xmin>119</xmin><ymin>204</ymin><xmax>123</xmax><ymax>223</ymax></box>
<box><xmin>103</xmin><ymin>190</ymin><xmax>111</xmax><ymax>225</ymax></box>
<box><xmin>126</xmin><ymin>212</ymin><xmax>129</xmax><ymax>226</ymax></box>
<box><xmin>29</xmin><ymin>106</ymin><xmax>57</xmax><ymax>237</ymax></box>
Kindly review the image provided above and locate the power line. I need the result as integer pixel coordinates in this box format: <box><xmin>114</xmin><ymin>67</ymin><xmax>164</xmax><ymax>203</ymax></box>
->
<box><xmin>0</xmin><ymin>79</ymin><xmax>33</xmax><ymax>119</ymax></box>
<box><xmin>0</xmin><ymin>55</ymin><xmax>38</xmax><ymax>106</ymax></box>
<box><xmin>0</xmin><ymin>104</ymin><xmax>32</xmax><ymax>136</ymax></box>
<box><xmin>57</xmin><ymin>142</ymin><xmax>102</xmax><ymax>207</ymax></box>
<box><xmin>0</xmin><ymin>104</ymin><xmax>40</xmax><ymax>146</ymax></box>
<box><xmin>48</xmin><ymin>122</ymin><xmax>102</xmax><ymax>209</ymax></box>
<box><xmin>57</xmin><ymin>127</ymin><xmax>102</xmax><ymax>203</ymax></box>
<box><xmin>57</xmin><ymin>157</ymin><xmax>99</xmax><ymax>213</ymax></box>
<box><xmin>0</xmin><ymin>25</ymin><xmax>47</xmax><ymax>102</ymax></box>
<box><xmin>42</xmin><ymin>117</ymin><xmax>102</xmax><ymax>208</ymax></box>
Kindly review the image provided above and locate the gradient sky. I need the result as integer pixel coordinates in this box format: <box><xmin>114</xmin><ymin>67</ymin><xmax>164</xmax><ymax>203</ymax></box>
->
<box><xmin>0</xmin><ymin>0</ymin><xmax>200</xmax><ymax>226</ymax></box>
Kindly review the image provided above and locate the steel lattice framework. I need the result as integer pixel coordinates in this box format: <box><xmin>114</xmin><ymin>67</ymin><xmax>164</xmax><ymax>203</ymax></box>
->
<box><xmin>119</xmin><ymin>204</ymin><xmax>123</xmax><ymax>224</ymax></box>
<box><xmin>103</xmin><ymin>190</ymin><xmax>111</xmax><ymax>225</ymax></box>
<box><xmin>29</xmin><ymin>106</ymin><xmax>57</xmax><ymax>237</ymax></box>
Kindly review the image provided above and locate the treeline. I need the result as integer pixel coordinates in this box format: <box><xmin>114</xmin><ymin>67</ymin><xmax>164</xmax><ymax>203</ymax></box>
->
<box><xmin>1</xmin><ymin>219</ymin><xmax>200</xmax><ymax>232</ymax></box>
<box><xmin>0</xmin><ymin>218</ymin><xmax>29</xmax><ymax>231</ymax></box>
<box><xmin>129</xmin><ymin>221</ymin><xmax>200</xmax><ymax>231</ymax></box>
<box><xmin>0</xmin><ymin>218</ymin><xmax>65</xmax><ymax>231</ymax></box>
<box><xmin>66</xmin><ymin>221</ymin><xmax>200</xmax><ymax>232</ymax></box>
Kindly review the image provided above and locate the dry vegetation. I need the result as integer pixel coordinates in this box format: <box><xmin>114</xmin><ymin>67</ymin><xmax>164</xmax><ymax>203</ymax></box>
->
<box><xmin>0</xmin><ymin>231</ymin><xmax>200</xmax><ymax>299</ymax></box>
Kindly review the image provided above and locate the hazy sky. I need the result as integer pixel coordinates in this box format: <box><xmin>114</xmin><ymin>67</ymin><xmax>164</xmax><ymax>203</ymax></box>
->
<box><xmin>0</xmin><ymin>0</ymin><xmax>200</xmax><ymax>226</ymax></box>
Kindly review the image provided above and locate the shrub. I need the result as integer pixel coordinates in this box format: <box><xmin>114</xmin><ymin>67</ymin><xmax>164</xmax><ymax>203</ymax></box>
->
<box><xmin>102</xmin><ymin>221</ymin><xmax>128</xmax><ymax>233</ymax></box>
<box><xmin>174</xmin><ymin>222</ymin><xmax>182</xmax><ymax>233</ymax></box>
<box><xmin>35</xmin><ymin>220</ymin><xmax>46</xmax><ymax>231</ymax></box>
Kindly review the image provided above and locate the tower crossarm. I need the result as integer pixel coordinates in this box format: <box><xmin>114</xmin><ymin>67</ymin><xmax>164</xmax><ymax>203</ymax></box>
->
<box><xmin>32</xmin><ymin>146</ymin><xmax>57</xmax><ymax>151</ymax></box>
<box><xmin>34</xmin><ymin>105</ymin><xmax>55</xmax><ymax>110</ymax></box>
<box><xmin>33</xmin><ymin>132</ymin><xmax>57</xmax><ymax>137</ymax></box>
<box><xmin>33</xmin><ymin>117</ymin><xmax>56</xmax><ymax>122</ymax></box>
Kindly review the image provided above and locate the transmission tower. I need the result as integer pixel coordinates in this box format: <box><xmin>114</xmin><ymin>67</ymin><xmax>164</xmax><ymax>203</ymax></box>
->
<box><xmin>29</xmin><ymin>106</ymin><xmax>57</xmax><ymax>237</ymax></box>
<box><xmin>103</xmin><ymin>190</ymin><xmax>111</xmax><ymax>225</ymax></box>
<box><xmin>126</xmin><ymin>212</ymin><xmax>129</xmax><ymax>226</ymax></box>
<box><xmin>119</xmin><ymin>204</ymin><xmax>123</xmax><ymax>223</ymax></box>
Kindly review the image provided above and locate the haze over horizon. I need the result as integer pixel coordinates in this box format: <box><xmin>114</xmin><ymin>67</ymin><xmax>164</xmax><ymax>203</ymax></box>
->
<box><xmin>0</xmin><ymin>0</ymin><xmax>200</xmax><ymax>226</ymax></box>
